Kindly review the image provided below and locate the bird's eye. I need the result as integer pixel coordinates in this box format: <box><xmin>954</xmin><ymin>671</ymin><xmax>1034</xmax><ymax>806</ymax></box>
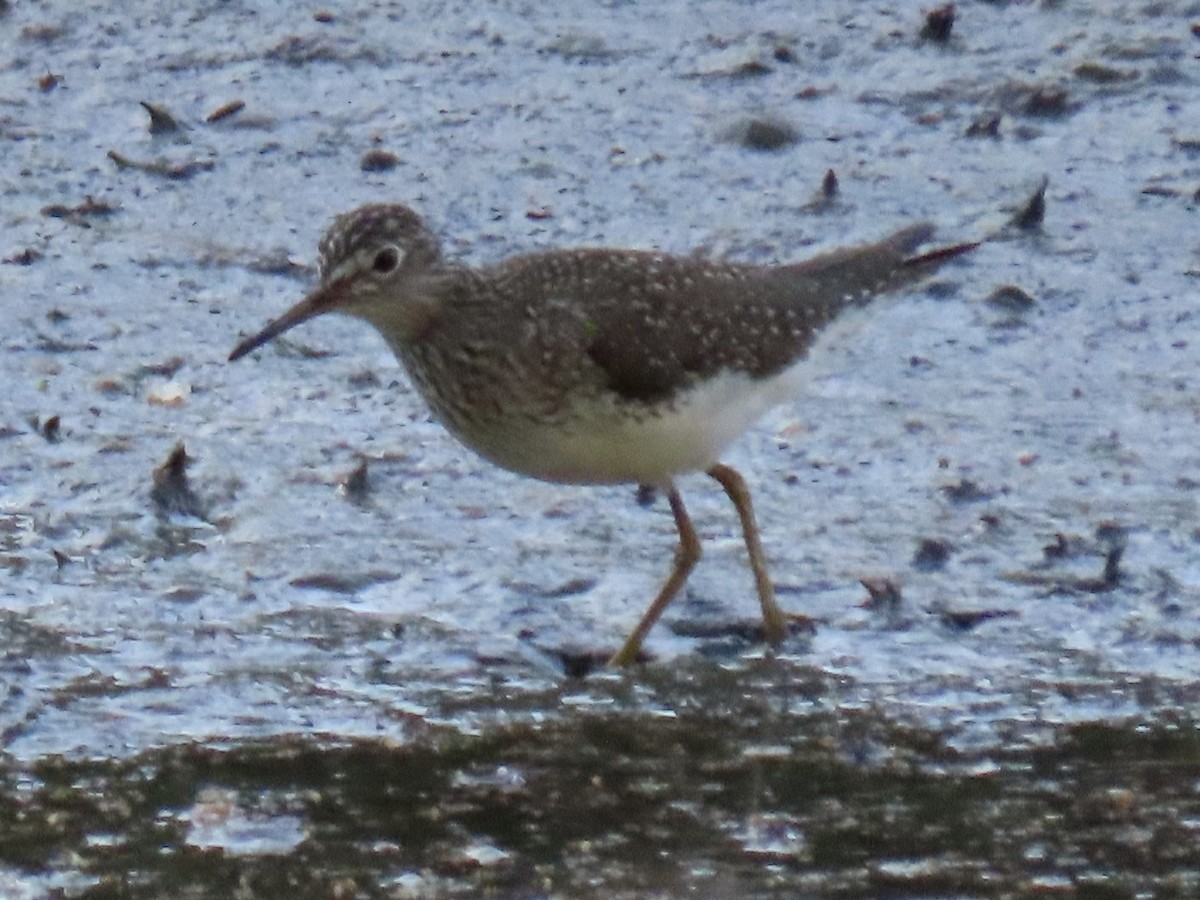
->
<box><xmin>372</xmin><ymin>246</ymin><xmax>401</xmax><ymax>273</ymax></box>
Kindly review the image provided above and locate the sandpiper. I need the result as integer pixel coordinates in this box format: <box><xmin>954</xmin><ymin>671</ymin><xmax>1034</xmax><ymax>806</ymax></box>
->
<box><xmin>230</xmin><ymin>204</ymin><xmax>975</xmax><ymax>666</ymax></box>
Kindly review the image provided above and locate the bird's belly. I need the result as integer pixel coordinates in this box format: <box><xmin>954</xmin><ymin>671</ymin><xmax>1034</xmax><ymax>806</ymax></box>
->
<box><xmin>448</xmin><ymin>366</ymin><xmax>807</xmax><ymax>487</ymax></box>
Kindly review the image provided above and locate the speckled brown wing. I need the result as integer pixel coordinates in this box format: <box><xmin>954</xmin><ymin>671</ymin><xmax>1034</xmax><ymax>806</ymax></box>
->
<box><xmin>536</xmin><ymin>223</ymin><xmax>952</xmax><ymax>406</ymax></box>
<box><xmin>576</xmin><ymin>254</ymin><xmax>816</xmax><ymax>403</ymax></box>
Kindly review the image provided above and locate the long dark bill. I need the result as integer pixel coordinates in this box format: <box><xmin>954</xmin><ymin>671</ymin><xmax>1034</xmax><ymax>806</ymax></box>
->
<box><xmin>228</xmin><ymin>278</ymin><xmax>350</xmax><ymax>362</ymax></box>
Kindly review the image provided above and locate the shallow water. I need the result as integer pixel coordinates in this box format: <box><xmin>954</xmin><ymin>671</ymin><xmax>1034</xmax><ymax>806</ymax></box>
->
<box><xmin>3</xmin><ymin>0</ymin><xmax>1200</xmax><ymax>895</ymax></box>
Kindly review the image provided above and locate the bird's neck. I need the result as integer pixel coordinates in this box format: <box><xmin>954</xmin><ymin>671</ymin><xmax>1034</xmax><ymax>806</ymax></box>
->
<box><xmin>359</xmin><ymin>265</ymin><xmax>481</xmax><ymax>348</ymax></box>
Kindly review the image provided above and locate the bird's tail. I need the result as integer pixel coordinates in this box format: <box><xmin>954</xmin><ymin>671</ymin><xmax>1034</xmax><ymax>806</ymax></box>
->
<box><xmin>901</xmin><ymin>236</ymin><xmax>980</xmax><ymax>275</ymax></box>
<box><xmin>779</xmin><ymin>222</ymin><xmax>977</xmax><ymax>303</ymax></box>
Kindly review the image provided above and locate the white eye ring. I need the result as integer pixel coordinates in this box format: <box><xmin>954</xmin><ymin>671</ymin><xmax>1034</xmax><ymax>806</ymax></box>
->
<box><xmin>371</xmin><ymin>245</ymin><xmax>403</xmax><ymax>274</ymax></box>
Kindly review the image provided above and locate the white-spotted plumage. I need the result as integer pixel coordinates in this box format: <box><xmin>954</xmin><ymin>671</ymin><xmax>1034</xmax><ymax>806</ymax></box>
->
<box><xmin>229</xmin><ymin>203</ymin><xmax>976</xmax><ymax>666</ymax></box>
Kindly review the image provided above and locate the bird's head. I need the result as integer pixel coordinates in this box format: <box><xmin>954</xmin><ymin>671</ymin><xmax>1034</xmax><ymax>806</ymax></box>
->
<box><xmin>229</xmin><ymin>203</ymin><xmax>444</xmax><ymax>361</ymax></box>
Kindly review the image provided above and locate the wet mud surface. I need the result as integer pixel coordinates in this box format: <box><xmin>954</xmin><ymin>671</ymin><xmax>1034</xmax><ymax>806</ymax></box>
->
<box><xmin>3</xmin><ymin>1</ymin><xmax>1200</xmax><ymax>896</ymax></box>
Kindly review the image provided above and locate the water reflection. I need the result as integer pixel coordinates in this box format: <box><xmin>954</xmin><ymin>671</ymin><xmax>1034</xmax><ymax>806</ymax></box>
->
<box><xmin>3</xmin><ymin>662</ymin><xmax>1199</xmax><ymax>896</ymax></box>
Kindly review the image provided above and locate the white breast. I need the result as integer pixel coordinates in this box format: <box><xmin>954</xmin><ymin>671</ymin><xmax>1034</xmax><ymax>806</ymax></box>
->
<box><xmin>451</xmin><ymin>362</ymin><xmax>808</xmax><ymax>487</ymax></box>
<box><xmin>427</xmin><ymin>298</ymin><xmax>885</xmax><ymax>487</ymax></box>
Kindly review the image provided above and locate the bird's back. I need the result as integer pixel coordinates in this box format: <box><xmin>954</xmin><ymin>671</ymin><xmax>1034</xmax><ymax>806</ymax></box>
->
<box><xmin>477</xmin><ymin>223</ymin><xmax>944</xmax><ymax>404</ymax></box>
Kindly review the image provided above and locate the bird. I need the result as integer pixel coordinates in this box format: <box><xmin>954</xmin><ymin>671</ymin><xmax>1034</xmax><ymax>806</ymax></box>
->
<box><xmin>229</xmin><ymin>203</ymin><xmax>976</xmax><ymax>667</ymax></box>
